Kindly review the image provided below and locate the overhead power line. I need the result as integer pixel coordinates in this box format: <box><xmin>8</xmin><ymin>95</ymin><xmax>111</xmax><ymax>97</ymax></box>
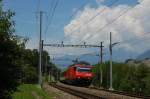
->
<box><xmin>77</xmin><ymin>0</ymin><xmax>144</xmax><ymax>44</ymax></box>
<box><xmin>43</xmin><ymin>0</ymin><xmax>55</xmax><ymax>41</ymax></box>
<box><xmin>119</xmin><ymin>33</ymin><xmax>150</xmax><ymax>44</ymax></box>
<box><xmin>43</xmin><ymin>43</ymin><xmax>102</xmax><ymax>48</ymax></box>
<box><xmin>44</xmin><ymin>0</ymin><xmax>60</xmax><ymax>37</ymax></box>
<box><xmin>107</xmin><ymin>32</ymin><xmax>150</xmax><ymax>52</ymax></box>
<box><xmin>118</xmin><ymin>33</ymin><xmax>150</xmax><ymax>47</ymax></box>
<box><xmin>78</xmin><ymin>0</ymin><xmax>145</xmax><ymax>44</ymax></box>
<box><xmin>68</xmin><ymin>2</ymin><xmax>87</xmax><ymax>21</ymax></box>
<box><xmin>129</xmin><ymin>35</ymin><xmax>150</xmax><ymax>45</ymax></box>
<box><xmin>37</xmin><ymin>0</ymin><xmax>41</xmax><ymax>13</ymax></box>
<box><xmin>61</xmin><ymin>0</ymin><xmax>120</xmax><ymax>42</ymax></box>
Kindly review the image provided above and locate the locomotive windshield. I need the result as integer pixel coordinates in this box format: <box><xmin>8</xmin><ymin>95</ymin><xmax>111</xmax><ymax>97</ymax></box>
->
<box><xmin>76</xmin><ymin>67</ymin><xmax>91</xmax><ymax>72</ymax></box>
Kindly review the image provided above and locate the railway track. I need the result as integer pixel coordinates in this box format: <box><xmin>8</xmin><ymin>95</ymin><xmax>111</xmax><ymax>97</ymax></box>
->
<box><xmin>88</xmin><ymin>86</ymin><xmax>150</xmax><ymax>99</ymax></box>
<box><xmin>49</xmin><ymin>82</ymin><xmax>150</xmax><ymax>99</ymax></box>
<box><xmin>50</xmin><ymin>83</ymin><xmax>105</xmax><ymax>99</ymax></box>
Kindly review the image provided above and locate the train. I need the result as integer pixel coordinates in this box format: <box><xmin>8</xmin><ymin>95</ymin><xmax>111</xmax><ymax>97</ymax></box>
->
<box><xmin>62</xmin><ymin>62</ymin><xmax>94</xmax><ymax>86</ymax></box>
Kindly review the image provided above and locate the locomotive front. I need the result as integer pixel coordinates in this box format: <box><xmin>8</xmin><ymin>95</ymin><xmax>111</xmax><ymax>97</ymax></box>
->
<box><xmin>63</xmin><ymin>64</ymin><xmax>94</xmax><ymax>85</ymax></box>
<box><xmin>75</xmin><ymin>66</ymin><xmax>94</xmax><ymax>81</ymax></box>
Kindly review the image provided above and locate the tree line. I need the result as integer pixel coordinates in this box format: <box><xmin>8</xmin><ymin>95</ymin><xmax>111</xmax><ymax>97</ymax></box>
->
<box><xmin>0</xmin><ymin>1</ymin><xmax>59</xmax><ymax>98</ymax></box>
<box><xmin>92</xmin><ymin>62</ymin><xmax>150</xmax><ymax>95</ymax></box>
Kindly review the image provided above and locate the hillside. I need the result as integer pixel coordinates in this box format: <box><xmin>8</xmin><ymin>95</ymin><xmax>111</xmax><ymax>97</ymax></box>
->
<box><xmin>137</xmin><ymin>50</ymin><xmax>150</xmax><ymax>60</ymax></box>
<box><xmin>125</xmin><ymin>58</ymin><xmax>150</xmax><ymax>67</ymax></box>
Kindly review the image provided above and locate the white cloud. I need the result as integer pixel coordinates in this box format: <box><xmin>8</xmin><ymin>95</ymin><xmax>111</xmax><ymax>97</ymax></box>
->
<box><xmin>64</xmin><ymin>0</ymin><xmax>150</xmax><ymax>53</ymax></box>
<box><xmin>26</xmin><ymin>38</ymin><xmax>39</xmax><ymax>49</ymax></box>
<box><xmin>26</xmin><ymin>37</ymin><xmax>94</xmax><ymax>58</ymax></box>
<box><xmin>44</xmin><ymin>47</ymin><xmax>93</xmax><ymax>58</ymax></box>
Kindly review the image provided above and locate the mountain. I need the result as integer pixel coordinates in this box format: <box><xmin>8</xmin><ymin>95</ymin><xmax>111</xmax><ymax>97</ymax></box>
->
<box><xmin>137</xmin><ymin>50</ymin><xmax>150</xmax><ymax>60</ymax></box>
<box><xmin>52</xmin><ymin>48</ymin><xmax>139</xmax><ymax>69</ymax></box>
<box><xmin>125</xmin><ymin>58</ymin><xmax>150</xmax><ymax>67</ymax></box>
<box><xmin>52</xmin><ymin>54</ymin><xmax>99</xmax><ymax>69</ymax></box>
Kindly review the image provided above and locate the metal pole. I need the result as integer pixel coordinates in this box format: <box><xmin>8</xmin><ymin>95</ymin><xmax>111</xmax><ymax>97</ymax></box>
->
<box><xmin>38</xmin><ymin>11</ymin><xmax>43</xmax><ymax>87</ymax></box>
<box><xmin>100</xmin><ymin>42</ymin><xmax>103</xmax><ymax>86</ymax></box>
<box><xmin>51</xmin><ymin>68</ymin><xmax>52</xmax><ymax>82</ymax></box>
<box><xmin>57</xmin><ymin>70</ymin><xmax>59</xmax><ymax>82</ymax></box>
<box><xmin>45</xmin><ymin>55</ymin><xmax>47</xmax><ymax>76</ymax></box>
<box><xmin>100</xmin><ymin>42</ymin><xmax>103</xmax><ymax>64</ymax></box>
<box><xmin>49</xmin><ymin>67</ymin><xmax>52</xmax><ymax>82</ymax></box>
<box><xmin>109</xmin><ymin>32</ymin><xmax>113</xmax><ymax>90</ymax></box>
<box><xmin>48</xmin><ymin>68</ymin><xmax>50</xmax><ymax>82</ymax></box>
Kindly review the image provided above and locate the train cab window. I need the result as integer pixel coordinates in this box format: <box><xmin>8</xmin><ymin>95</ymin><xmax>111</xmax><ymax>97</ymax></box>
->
<box><xmin>76</xmin><ymin>67</ymin><xmax>91</xmax><ymax>72</ymax></box>
<box><xmin>73</xmin><ymin>67</ymin><xmax>76</xmax><ymax>71</ymax></box>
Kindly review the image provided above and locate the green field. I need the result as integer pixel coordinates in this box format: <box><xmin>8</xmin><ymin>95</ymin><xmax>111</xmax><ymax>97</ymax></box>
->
<box><xmin>12</xmin><ymin>84</ymin><xmax>52</xmax><ymax>99</ymax></box>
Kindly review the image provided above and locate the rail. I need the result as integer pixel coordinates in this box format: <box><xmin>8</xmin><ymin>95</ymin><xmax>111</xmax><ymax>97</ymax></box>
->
<box><xmin>88</xmin><ymin>86</ymin><xmax>150</xmax><ymax>99</ymax></box>
<box><xmin>50</xmin><ymin>83</ymin><xmax>105</xmax><ymax>99</ymax></box>
<box><xmin>49</xmin><ymin>82</ymin><xmax>150</xmax><ymax>99</ymax></box>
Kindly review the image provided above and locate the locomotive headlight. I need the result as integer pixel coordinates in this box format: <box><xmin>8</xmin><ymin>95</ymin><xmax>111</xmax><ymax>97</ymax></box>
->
<box><xmin>86</xmin><ymin>74</ymin><xmax>91</xmax><ymax>76</ymax></box>
<box><xmin>77</xmin><ymin>76</ymin><xmax>80</xmax><ymax>79</ymax></box>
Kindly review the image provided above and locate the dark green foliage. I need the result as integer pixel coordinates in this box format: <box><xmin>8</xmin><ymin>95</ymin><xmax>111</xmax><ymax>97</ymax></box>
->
<box><xmin>143</xmin><ymin>73</ymin><xmax>150</xmax><ymax>95</ymax></box>
<box><xmin>22</xmin><ymin>64</ymin><xmax>38</xmax><ymax>84</ymax></box>
<box><xmin>20</xmin><ymin>49</ymin><xmax>39</xmax><ymax>84</ymax></box>
<box><xmin>118</xmin><ymin>65</ymin><xmax>136</xmax><ymax>92</ymax></box>
<box><xmin>42</xmin><ymin>50</ymin><xmax>50</xmax><ymax>75</ymax></box>
<box><xmin>92</xmin><ymin>62</ymin><xmax>150</xmax><ymax>95</ymax></box>
<box><xmin>0</xmin><ymin>2</ymin><xmax>59</xmax><ymax>98</ymax></box>
<box><xmin>92</xmin><ymin>62</ymin><xmax>109</xmax><ymax>88</ymax></box>
<box><xmin>48</xmin><ymin>62</ymin><xmax>61</xmax><ymax>81</ymax></box>
<box><xmin>20</xmin><ymin>48</ymin><xmax>60</xmax><ymax>83</ymax></box>
<box><xmin>0</xmin><ymin>3</ymin><xmax>23</xmax><ymax>98</ymax></box>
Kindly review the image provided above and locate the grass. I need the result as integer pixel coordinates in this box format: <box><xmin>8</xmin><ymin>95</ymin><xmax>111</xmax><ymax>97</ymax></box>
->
<box><xmin>12</xmin><ymin>84</ymin><xmax>52</xmax><ymax>99</ymax></box>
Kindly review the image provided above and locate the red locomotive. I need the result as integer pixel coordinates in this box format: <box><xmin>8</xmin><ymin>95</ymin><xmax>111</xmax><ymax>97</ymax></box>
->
<box><xmin>63</xmin><ymin>62</ymin><xmax>94</xmax><ymax>85</ymax></box>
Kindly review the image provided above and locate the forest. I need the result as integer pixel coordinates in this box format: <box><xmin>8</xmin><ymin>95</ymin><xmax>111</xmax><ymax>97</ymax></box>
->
<box><xmin>1</xmin><ymin>0</ymin><xmax>150</xmax><ymax>98</ymax></box>
<box><xmin>0</xmin><ymin>1</ymin><xmax>60</xmax><ymax>98</ymax></box>
<box><xmin>92</xmin><ymin>62</ymin><xmax>150</xmax><ymax>95</ymax></box>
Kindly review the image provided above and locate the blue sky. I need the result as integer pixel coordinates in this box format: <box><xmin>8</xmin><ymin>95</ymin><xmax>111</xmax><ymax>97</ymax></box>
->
<box><xmin>3</xmin><ymin>0</ymin><xmax>138</xmax><ymax>42</ymax></box>
<box><xmin>3</xmin><ymin>0</ymin><xmax>150</xmax><ymax>66</ymax></box>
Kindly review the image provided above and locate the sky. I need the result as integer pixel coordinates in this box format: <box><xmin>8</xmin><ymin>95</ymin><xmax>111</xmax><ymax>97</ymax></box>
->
<box><xmin>2</xmin><ymin>0</ymin><xmax>150</xmax><ymax>66</ymax></box>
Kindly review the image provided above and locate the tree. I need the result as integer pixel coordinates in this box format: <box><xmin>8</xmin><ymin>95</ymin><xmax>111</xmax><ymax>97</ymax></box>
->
<box><xmin>119</xmin><ymin>65</ymin><xmax>136</xmax><ymax>93</ymax></box>
<box><xmin>92</xmin><ymin>61</ymin><xmax>150</xmax><ymax>95</ymax></box>
<box><xmin>20</xmin><ymin>49</ymin><xmax>39</xmax><ymax>84</ymax></box>
<box><xmin>92</xmin><ymin>62</ymin><xmax>109</xmax><ymax>88</ymax></box>
<box><xmin>0</xmin><ymin>2</ymin><xmax>23</xmax><ymax>98</ymax></box>
<box><xmin>22</xmin><ymin>64</ymin><xmax>38</xmax><ymax>83</ymax></box>
<box><xmin>0</xmin><ymin>1</ymin><xmax>60</xmax><ymax>98</ymax></box>
<box><xmin>134</xmin><ymin>64</ymin><xmax>150</xmax><ymax>94</ymax></box>
<box><xmin>143</xmin><ymin>72</ymin><xmax>150</xmax><ymax>95</ymax></box>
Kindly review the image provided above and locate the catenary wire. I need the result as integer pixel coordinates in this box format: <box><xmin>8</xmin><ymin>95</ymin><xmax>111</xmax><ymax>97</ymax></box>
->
<box><xmin>77</xmin><ymin>0</ymin><xmax>144</xmax><ymax>44</ymax></box>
